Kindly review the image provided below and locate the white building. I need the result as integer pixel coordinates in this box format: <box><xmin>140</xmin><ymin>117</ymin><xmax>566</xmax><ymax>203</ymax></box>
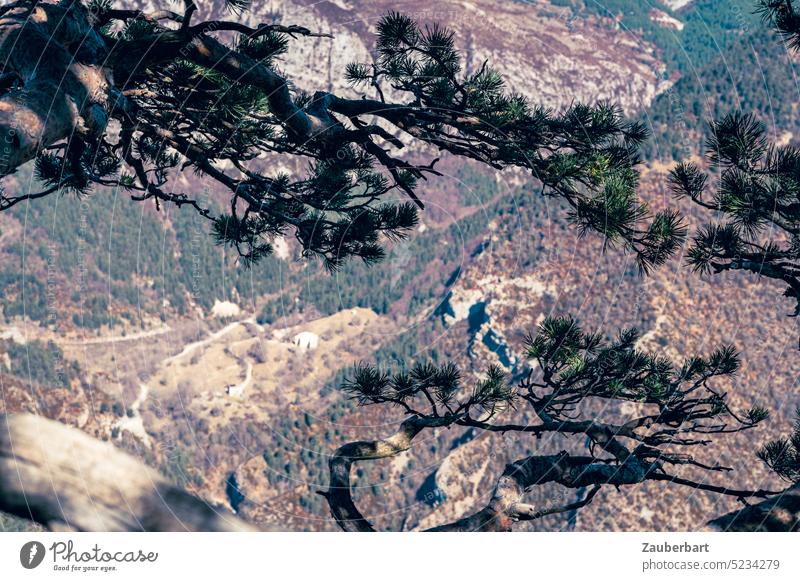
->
<box><xmin>211</xmin><ymin>300</ymin><xmax>241</xmax><ymax>319</ymax></box>
<box><xmin>292</xmin><ymin>331</ymin><xmax>320</xmax><ymax>350</ymax></box>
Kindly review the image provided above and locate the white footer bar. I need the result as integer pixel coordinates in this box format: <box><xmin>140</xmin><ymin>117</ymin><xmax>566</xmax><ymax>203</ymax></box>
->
<box><xmin>0</xmin><ymin>532</ymin><xmax>797</xmax><ymax>580</ymax></box>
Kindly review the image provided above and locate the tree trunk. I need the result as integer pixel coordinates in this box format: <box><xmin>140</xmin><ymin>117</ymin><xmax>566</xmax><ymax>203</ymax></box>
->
<box><xmin>709</xmin><ymin>487</ymin><xmax>800</xmax><ymax>532</ymax></box>
<box><xmin>0</xmin><ymin>2</ymin><xmax>111</xmax><ymax>175</ymax></box>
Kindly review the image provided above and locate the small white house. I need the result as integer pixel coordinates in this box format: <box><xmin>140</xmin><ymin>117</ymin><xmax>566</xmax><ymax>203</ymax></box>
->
<box><xmin>226</xmin><ymin>383</ymin><xmax>246</xmax><ymax>397</ymax></box>
<box><xmin>211</xmin><ymin>299</ymin><xmax>241</xmax><ymax>319</ymax></box>
<box><xmin>0</xmin><ymin>326</ymin><xmax>26</xmax><ymax>344</ymax></box>
<box><xmin>292</xmin><ymin>331</ymin><xmax>320</xmax><ymax>350</ymax></box>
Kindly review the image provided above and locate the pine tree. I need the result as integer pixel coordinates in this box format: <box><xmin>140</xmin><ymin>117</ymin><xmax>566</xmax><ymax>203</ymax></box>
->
<box><xmin>758</xmin><ymin>406</ymin><xmax>800</xmax><ymax>484</ymax></box>
<box><xmin>756</xmin><ymin>0</ymin><xmax>800</xmax><ymax>49</ymax></box>
<box><xmin>0</xmin><ymin>1</ymin><xmax>683</xmax><ymax>271</ymax></box>
<box><xmin>320</xmin><ymin>316</ymin><xmax>783</xmax><ymax>531</ymax></box>
<box><xmin>671</xmin><ymin>2</ymin><xmax>800</xmax><ymax>316</ymax></box>
<box><xmin>0</xmin><ymin>0</ymin><xmax>795</xmax><ymax>533</ymax></box>
<box><xmin>670</xmin><ymin>113</ymin><xmax>800</xmax><ymax>315</ymax></box>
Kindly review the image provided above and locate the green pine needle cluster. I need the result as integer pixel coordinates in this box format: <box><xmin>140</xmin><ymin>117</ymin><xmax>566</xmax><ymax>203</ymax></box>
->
<box><xmin>344</xmin><ymin>12</ymin><xmax>686</xmax><ymax>273</ymax></box>
<box><xmin>341</xmin><ymin>314</ymin><xmax>767</xmax><ymax>442</ymax></box>
<box><xmin>525</xmin><ymin>316</ymin><xmax>751</xmax><ymax>415</ymax></box>
<box><xmin>671</xmin><ymin>112</ymin><xmax>800</xmax><ymax>314</ymax></box>
<box><xmin>756</xmin><ymin>0</ymin><xmax>800</xmax><ymax>50</ymax></box>
<box><xmin>758</xmin><ymin>407</ymin><xmax>800</xmax><ymax>483</ymax></box>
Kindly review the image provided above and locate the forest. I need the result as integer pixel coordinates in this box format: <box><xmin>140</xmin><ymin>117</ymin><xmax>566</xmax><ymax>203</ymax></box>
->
<box><xmin>0</xmin><ymin>0</ymin><xmax>798</xmax><ymax>534</ymax></box>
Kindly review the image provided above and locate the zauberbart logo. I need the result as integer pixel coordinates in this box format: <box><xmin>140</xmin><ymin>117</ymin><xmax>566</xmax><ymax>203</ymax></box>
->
<box><xmin>20</xmin><ymin>541</ymin><xmax>46</xmax><ymax>569</ymax></box>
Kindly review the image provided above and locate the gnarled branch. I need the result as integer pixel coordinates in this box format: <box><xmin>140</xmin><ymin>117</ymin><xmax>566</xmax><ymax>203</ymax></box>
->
<box><xmin>322</xmin><ymin>319</ymin><xmax>780</xmax><ymax>531</ymax></box>
<box><xmin>709</xmin><ymin>485</ymin><xmax>800</xmax><ymax>531</ymax></box>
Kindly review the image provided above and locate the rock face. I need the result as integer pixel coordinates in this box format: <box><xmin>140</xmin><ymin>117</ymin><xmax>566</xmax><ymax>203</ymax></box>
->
<box><xmin>399</xmin><ymin>166</ymin><xmax>799</xmax><ymax>532</ymax></box>
<box><xmin>124</xmin><ymin>0</ymin><xmax>665</xmax><ymax>114</ymax></box>
<box><xmin>440</xmin><ymin>272</ymin><xmax>560</xmax><ymax>371</ymax></box>
<box><xmin>289</xmin><ymin>0</ymin><xmax>667</xmax><ymax>114</ymax></box>
<box><xmin>0</xmin><ymin>327</ymin><xmax>25</xmax><ymax>345</ymax></box>
<box><xmin>661</xmin><ymin>0</ymin><xmax>694</xmax><ymax>10</ymax></box>
<box><xmin>650</xmin><ymin>9</ymin><xmax>685</xmax><ymax>31</ymax></box>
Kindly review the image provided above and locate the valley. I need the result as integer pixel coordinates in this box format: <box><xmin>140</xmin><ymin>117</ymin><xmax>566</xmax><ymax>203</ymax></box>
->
<box><xmin>2</xmin><ymin>0</ymin><xmax>798</xmax><ymax>532</ymax></box>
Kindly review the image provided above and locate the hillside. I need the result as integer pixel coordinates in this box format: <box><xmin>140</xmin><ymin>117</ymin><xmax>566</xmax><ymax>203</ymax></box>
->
<box><xmin>560</xmin><ymin>0</ymin><xmax>761</xmax><ymax>75</ymax></box>
<box><xmin>1</xmin><ymin>0</ymin><xmax>799</xmax><ymax>532</ymax></box>
<box><xmin>645</xmin><ymin>28</ymin><xmax>800</xmax><ymax>159</ymax></box>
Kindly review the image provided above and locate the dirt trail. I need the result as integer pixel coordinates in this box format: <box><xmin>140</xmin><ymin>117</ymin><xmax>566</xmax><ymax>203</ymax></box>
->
<box><xmin>162</xmin><ymin>316</ymin><xmax>258</xmax><ymax>366</ymax></box>
<box><xmin>227</xmin><ymin>362</ymin><xmax>253</xmax><ymax>397</ymax></box>
<box><xmin>62</xmin><ymin>325</ymin><xmax>172</xmax><ymax>346</ymax></box>
<box><xmin>115</xmin><ymin>382</ymin><xmax>152</xmax><ymax>448</ymax></box>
